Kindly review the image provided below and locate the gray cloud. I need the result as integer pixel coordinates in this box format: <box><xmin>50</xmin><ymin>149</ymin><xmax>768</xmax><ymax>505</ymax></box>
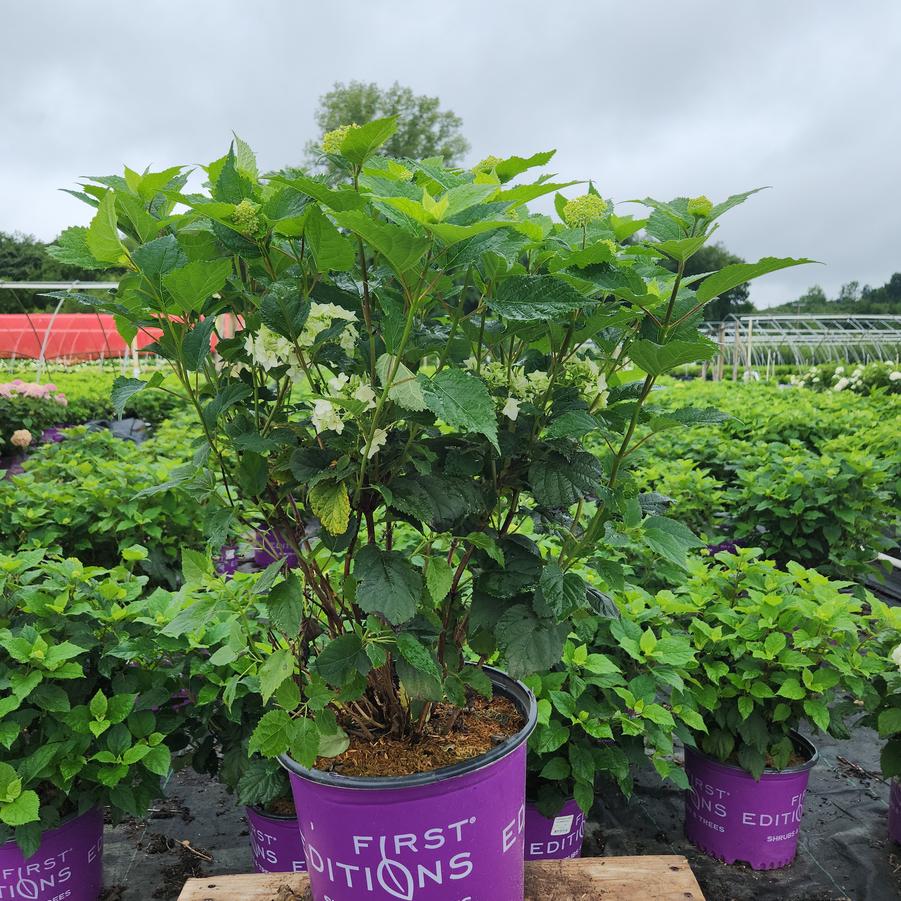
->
<box><xmin>2</xmin><ymin>0</ymin><xmax>899</xmax><ymax>307</ymax></box>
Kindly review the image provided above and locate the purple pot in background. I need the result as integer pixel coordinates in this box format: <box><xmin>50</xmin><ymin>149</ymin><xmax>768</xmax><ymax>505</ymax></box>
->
<box><xmin>524</xmin><ymin>798</ymin><xmax>584</xmax><ymax>861</ymax></box>
<box><xmin>215</xmin><ymin>544</ymin><xmax>240</xmax><ymax>577</ymax></box>
<box><xmin>253</xmin><ymin>530</ymin><xmax>299</xmax><ymax>569</ymax></box>
<box><xmin>684</xmin><ymin>734</ymin><xmax>818</xmax><ymax>870</ymax></box>
<box><xmin>889</xmin><ymin>780</ymin><xmax>901</xmax><ymax>843</ymax></box>
<box><xmin>280</xmin><ymin>668</ymin><xmax>536</xmax><ymax>901</ymax></box>
<box><xmin>245</xmin><ymin>806</ymin><xmax>307</xmax><ymax>873</ymax></box>
<box><xmin>0</xmin><ymin>806</ymin><xmax>103</xmax><ymax>901</ymax></box>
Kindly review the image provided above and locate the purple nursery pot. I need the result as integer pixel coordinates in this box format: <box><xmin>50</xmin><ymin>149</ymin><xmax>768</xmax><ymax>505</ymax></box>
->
<box><xmin>524</xmin><ymin>798</ymin><xmax>584</xmax><ymax>861</ymax></box>
<box><xmin>280</xmin><ymin>667</ymin><xmax>537</xmax><ymax>901</ymax></box>
<box><xmin>0</xmin><ymin>807</ymin><xmax>103</xmax><ymax>901</ymax></box>
<box><xmin>253</xmin><ymin>530</ymin><xmax>299</xmax><ymax>570</ymax></box>
<box><xmin>889</xmin><ymin>780</ymin><xmax>901</xmax><ymax>844</ymax></box>
<box><xmin>245</xmin><ymin>806</ymin><xmax>307</xmax><ymax>873</ymax></box>
<box><xmin>684</xmin><ymin>733</ymin><xmax>818</xmax><ymax>870</ymax></box>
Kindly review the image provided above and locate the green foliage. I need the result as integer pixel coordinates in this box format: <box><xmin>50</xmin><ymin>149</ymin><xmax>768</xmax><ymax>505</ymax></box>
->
<box><xmin>769</xmin><ymin>272</ymin><xmax>901</xmax><ymax>316</ymax></box>
<box><xmin>730</xmin><ymin>441</ymin><xmax>895</xmax><ymax>578</ymax></box>
<box><xmin>53</xmin><ymin>128</ymin><xmax>805</xmax><ymax>772</ymax></box>
<box><xmin>634</xmin><ymin>458</ymin><xmax>725</xmax><ymax>535</ymax></box>
<box><xmin>0</xmin><ymin>425</ymin><xmax>206</xmax><ymax>586</ymax></box>
<box><xmin>636</xmin><ymin>549</ymin><xmax>890</xmax><ymax>778</ymax></box>
<box><xmin>0</xmin><ymin>365</ymin><xmax>187</xmax><ymax>451</ymax></box>
<box><xmin>305</xmin><ymin>81</ymin><xmax>469</xmax><ymax>169</ymax></box>
<box><xmin>631</xmin><ymin>379</ymin><xmax>900</xmax><ymax>577</ymax></box>
<box><xmin>525</xmin><ymin>620</ymin><xmax>697</xmax><ymax>816</ymax></box>
<box><xmin>0</xmin><ymin>550</ymin><xmax>194</xmax><ymax>854</ymax></box>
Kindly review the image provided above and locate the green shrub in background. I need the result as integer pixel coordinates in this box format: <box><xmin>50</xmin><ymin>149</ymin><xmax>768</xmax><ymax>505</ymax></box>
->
<box><xmin>0</xmin><ymin>365</ymin><xmax>187</xmax><ymax>449</ymax></box>
<box><xmin>627</xmin><ymin>381</ymin><xmax>900</xmax><ymax>576</ymax></box>
<box><xmin>730</xmin><ymin>441</ymin><xmax>895</xmax><ymax>578</ymax></box>
<box><xmin>624</xmin><ymin>548</ymin><xmax>895</xmax><ymax>777</ymax></box>
<box><xmin>634</xmin><ymin>457</ymin><xmax>725</xmax><ymax>537</ymax></box>
<box><xmin>0</xmin><ymin>548</ymin><xmax>195</xmax><ymax>854</ymax></box>
<box><xmin>0</xmin><ymin>426</ymin><xmax>207</xmax><ymax>586</ymax></box>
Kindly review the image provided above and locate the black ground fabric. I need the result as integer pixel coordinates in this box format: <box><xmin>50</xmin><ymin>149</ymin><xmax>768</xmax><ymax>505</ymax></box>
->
<box><xmin>103</xmin><ymin>727</ymin><xmax>901</xmax><ymax>900</ymax></box>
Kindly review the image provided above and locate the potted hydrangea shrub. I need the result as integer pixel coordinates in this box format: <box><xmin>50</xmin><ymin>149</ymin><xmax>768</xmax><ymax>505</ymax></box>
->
<box><xmin>169</xmin><ymin>564</ymin><xmax>308</xmax><ymax>874</ymax></box>
<box><xmin>0</xmin><ymin>548</ymin><xmax>192</xmax><ymax>901</ymax></box>
<box><xmin>861</xmin><ymin>629</ymin><xmax>901</xmax><ymax>843</ymax></box>
<box><xmin>638</xmin><ymin>548</ymin><xmax>891</xmax><ymax>870</ymax></box>
<box><xmin>56</xmin><ymin>117</ymin><xmax>809</xmax><ymax>900</ymax></box>
<box><xmin>522</xmin><ymin>597</ymin><xmax>699</xmax><ymax>861</ymax></box>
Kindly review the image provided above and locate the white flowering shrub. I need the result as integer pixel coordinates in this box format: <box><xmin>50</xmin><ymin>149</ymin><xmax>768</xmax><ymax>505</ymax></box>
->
<box><xmin>792</xmin><ymin>360</ymin><xmax>901</xmax><ymax>395</ymax></box>
<box><xmin>54</xmin><ymin>118</ymin><xmax>809</xmax><ymax>768</ymax></box>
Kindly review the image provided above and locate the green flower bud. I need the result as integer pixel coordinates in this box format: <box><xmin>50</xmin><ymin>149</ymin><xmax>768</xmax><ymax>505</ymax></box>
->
<box><xmin>321</xmin><ymin>124</ymin><xmax>359</xmax><ymax>155</ymax></box>
<box><xmin>563</xmin><ymin>194</ymin><xmax>608</xmax><ymax>228</ymax></box>
<box><xmin>687</xmin><ymin>195</ymin><xmax>713</xmax><ymax>218</ymax></box>
<box><xmin>231</xmin><ymin>198</ymin><xmax>264</xmax><ymax>237</ymax></box>
<box><xmin>473</xmin><ymin>154</ymin><xmax>502</xmax><ymax>173</ymax></box>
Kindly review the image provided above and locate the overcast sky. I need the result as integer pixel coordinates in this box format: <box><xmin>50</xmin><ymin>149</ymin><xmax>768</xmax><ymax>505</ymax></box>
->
<box><xmin>1</xmin><ymin>0</ymin><xmax>899</xmax><ymax>308</ymax></box>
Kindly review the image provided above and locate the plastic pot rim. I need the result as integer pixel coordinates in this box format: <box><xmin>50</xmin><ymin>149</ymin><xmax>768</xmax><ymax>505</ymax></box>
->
<box><xmin>247</xmin><ymin>803</ymin><xmax>296</xmax><ymax>823</ymax></box>
<box><xmin>0</xmin><ymin>804</ymin><xmax>100</xmax><ymax>853</ymax></box>
<box><xmin>685</xmin><ymin>730</ymin><xmax>819</xmax><ymax>777</ymax></box>
<box><xmin>279</xmin><ymin>665</ymin><xmax>537</xmax><ymax>791</ymax></box>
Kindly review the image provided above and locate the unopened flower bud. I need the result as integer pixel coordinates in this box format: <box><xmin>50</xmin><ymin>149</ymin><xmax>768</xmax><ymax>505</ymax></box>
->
<box><xmin>231</xmin><ymin>199</ymin><xmax>264</xmax><ymax>237</ymax></box>
<box><xmin>687</xmin><ymin>195</ymin><xmax>713</xmax><ymax>218</ymax></box>
<box><xmin>563</xmin><ymin>194</ymin><xmax>608</xmax><ymax>227</ymax></box>
<box><xmin>321</xmin><ymin>124</ymin><xmax>359</xmax><ymax>155</ymax></box>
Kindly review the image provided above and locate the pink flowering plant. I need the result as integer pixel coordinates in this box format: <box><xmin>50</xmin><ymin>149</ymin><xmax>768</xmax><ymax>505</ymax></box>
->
<box><xmin>55</xmin><ymin>120</ymin><xmax>810</xmax><ymax>770</ymax></box>
<box><xmin>0</xmin><ymin>381</ymin><xmax>68</xmax><ymax>453</ymax></box>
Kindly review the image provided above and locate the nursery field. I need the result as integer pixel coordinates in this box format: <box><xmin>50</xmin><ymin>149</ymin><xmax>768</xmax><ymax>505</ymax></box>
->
<box><xmin>3</xmin><ymin>139</ymin><xmax>900</xmax><ymax>901</ymax></box>
<box><xmin>2</xmin><ymin>364</ymin><xmax>900</xmax><ymax>900</ymax></box>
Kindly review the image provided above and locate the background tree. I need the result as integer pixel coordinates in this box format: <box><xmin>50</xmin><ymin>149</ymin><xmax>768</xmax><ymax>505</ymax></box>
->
<box><xmin>678</xmin><ymin>242</ymin><xmax>754</xmax><ymax>321</ymax></box>
<box><xmin>767</xmin><ymin>274</ymin><xmax>901</xmax><ymax>315</ymax></box>
<box><xmin>304</xmin><ymin>81</ymin><xmax>470</xmax><ymax>169</ymax></box>
<box><xmin>0</xmin><ymin>231</ymin><xmax>108</xmax><ymax>313</ymax></box>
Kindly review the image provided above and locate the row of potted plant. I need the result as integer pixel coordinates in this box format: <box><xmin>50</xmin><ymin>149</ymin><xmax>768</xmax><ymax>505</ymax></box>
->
<box><xmin>3</xmin><ymin>544</ymin><xmax>900</xmax><ymax>898</ymax></box>
<box><xmin>11</xmin><ymin>121</ymin><xmax>891</xmax><ymax>900</ymax></box>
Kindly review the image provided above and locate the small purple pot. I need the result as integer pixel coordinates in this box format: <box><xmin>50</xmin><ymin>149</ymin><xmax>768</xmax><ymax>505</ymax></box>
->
<box><xmin>684</xmin><ymin>733</ymin><xmax>818</xmax><ymax>870</ymax></box>
<box><xmin>245</xmin><ymin>806</ymin><xmax>307</xmax><ymax>873</ymax></box>
<box><xmin>524</xmin><ymin>798</ymin><xmax>584</xmax><ymax>861</ymax></box>
<box><xmin>253</xmin><ymin>530</ymin><xmax>299</xmax><ymax>570</ymax></box>
<box><xmin>0</xmin><ymin>807</ymin><xmax>103</xmax><ymax>901</ymax></box>
<box><xmin>280</xmin><ymin>667</ymin><xmax>536</xmax><ymax>901</ymax></box>
<box><xmin>889</xmin><ymin>780</ymin><xmax>901</xmax><ymax>844</ymax></box>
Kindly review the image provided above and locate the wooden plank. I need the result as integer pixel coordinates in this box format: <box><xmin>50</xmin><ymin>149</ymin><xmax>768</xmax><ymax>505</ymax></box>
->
<box><xmin>177</xmin><ymin>855</ymin><xmax>704</xmax><ymax>900</ymax></box>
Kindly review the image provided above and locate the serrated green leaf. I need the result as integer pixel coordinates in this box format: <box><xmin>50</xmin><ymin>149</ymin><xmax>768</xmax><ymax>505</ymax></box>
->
<box><xmin>354</xmin><ymin>545</ymin><xmax>420</xmax><ymax>625</ymax></box>
<box><xmin>162</xmin><ymin>258</ymin><xmax>232</xmax><ymax>313</ymax></box>
<box><xmin>488</xmin><ymin>275</ymin><xmax>593</xmax><ymax>321</ymax></box>
<box><xmin>419</xmin><ymin>369</ymin><xmax>498</xmax><ymax>452</ymax></box>
<box><xmin>309</xmin><ymin>481</ymin><xmax>351</xmax><ymax>536</ymax></box>
<box><xmin>395</xmin><ymin>633</ymin><xmax>442</xmax><ymax>682</ymax></box>
<box><xmin>259</xmin><ymin>649</ymin><xmax>295</xmax><ymax>704</ymax></box>
<box><xmin>695</xmin><ymin>257</ymin><xmax>815</xmax><ymax>304</ymax></box>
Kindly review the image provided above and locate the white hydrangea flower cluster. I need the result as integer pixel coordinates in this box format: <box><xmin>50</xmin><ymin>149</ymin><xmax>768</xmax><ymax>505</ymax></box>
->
<box><xmin>244</xmin><ymin>303</ymin><xmax>360</xmax><ymax>375</ymax></box>
<box><xmin>471</xmin><ymin>353</ymin><xmax>609</xmax><ymax>420</ymax></box>
<box><xmin>309</xmin><ymin>373</ymin><xmax>390</xmax><ymax>458</ymax></box>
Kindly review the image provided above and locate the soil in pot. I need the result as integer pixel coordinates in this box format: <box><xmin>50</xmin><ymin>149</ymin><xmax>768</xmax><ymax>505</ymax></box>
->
<box><xmin>684</xmin><ymin>733</ymin><xmax>818</xmax><ymax>870</ymax></box>
<box><xmin>319</xmin><ymin>693</ymin><xmax>523</xmax><ymax>778</ymax></box>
